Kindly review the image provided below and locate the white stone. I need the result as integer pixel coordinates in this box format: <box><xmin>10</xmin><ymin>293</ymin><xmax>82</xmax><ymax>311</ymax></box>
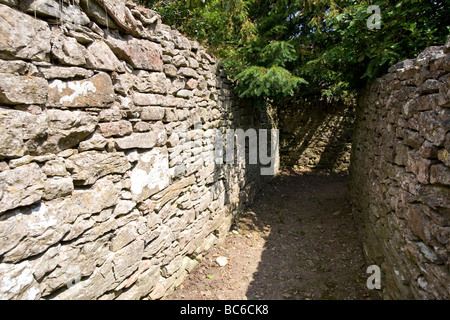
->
<box><xmin>216</xmin><ymin>256</ymin><xmax>228</xmax><ymax>267</ymax></box>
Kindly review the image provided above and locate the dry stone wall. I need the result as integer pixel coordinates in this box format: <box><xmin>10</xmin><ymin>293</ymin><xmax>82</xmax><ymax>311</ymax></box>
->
<box><xmin>279</xmin><ymin>98</ymin><xmax>353</xmax><ymax>172</ymax></box>
<box><xmin>0</xmin><ymin>0</ymin><xmax>275</xmax><ymax>300</ymax></box>
<box><xmin>349</xmin><ymin>41</ymin><xmax>450</xmax><ymax>299</ymax></box>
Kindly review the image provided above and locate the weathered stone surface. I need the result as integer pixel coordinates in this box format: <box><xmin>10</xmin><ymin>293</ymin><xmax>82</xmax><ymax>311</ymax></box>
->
<box><xmin>350</xmin><ymin>45</ymin><xmax>450</xmax><ymax>299</ymax></box>
<box><xmin>430</xmin><ymin>164</ymin><xmax>450</xmax><ymax>186</ymax></box>
<box><xmin>141</xmin><ymin>106</ymin><xmax>165</xmax><ymax>121</ymax></box>
<box><xmin>164</xmin><ymin>64</ymin><xmax>177</xmax><ymax>78</ymax></box>
<box><xmin>41</xmin><ymin>109</ymin><xmax>98</xmax><ymax>154</ymax></box>
<box><xmin>0</xmin><ymin>73</ymin><xmax>47</xmax><ymax>105</ymax></box>
<box><xmin>0</xmin><ymin>261</ymin><xmax>40</xmax><ymax>300</ymax></box>
<box><xmin>178</xmin><ymin>67</ymin><xmax>199</xmax><ymax>79</ymax></box>
<box><xmin>132</xmin><ymin>92</ymin><xmax>165</xmax><ymax>106</ymax></box>
<box><xmin>114</xmin><ymin>132</ymin><xmax>157</xmax><ymax>150</ymax></box>
<box><xmin>66</xmin><ymin>151</ymin><xmax>131</xmax><ymax>185</ymax></box>
<box><xmin>78</xmin><ymin>133</ymin><xmax>108</xmax><ymax>152</ymax></box>
<box><xmin>41</xmin><ymin>159</ymin><xmax>68</xmax><ymax>177</ymax></box>
<box><xmin>0</xmin><ymin>163</ymin><xmax>44</xmax><ymax>214</ymax></box>
<box><xmin>47</xmin><ymin>72</ymin><xmax>114</xmax><ymax>108</ymax></box>
<box><xmin>39</xmin><ymin>66</ymin><xmax>94</xmax><ymax>79</ymax></box>
<box><xmin>130</xmin><ymin>148</ymin><xmax>169</xmax><ymax>202</ymax></box>
<box><xmin>93</xmin><ymin>0</ymin><xmax>138</xmax><ymax>34</ymax></box>
<box><xmin>51</xmin><ymin>30</ymin><xmax>87</xmax><ymax>66</ymax></box>
<box><xmin>0</xmin><ymin>0</ymin><xmax>274</xmax><ymax>301</ymax></box>
<box><xmin>79</xmin><ymin>0</ymin><xmax>119</xmax><ymax>30</ymax></box>
<box><xmin>110</xmin><ymin>222</ymin><xmax>139</xmax><ymax>252</ymax></box>
<box><xmin>133</xmin><ymin>71</ymin><xmax>167</xmax><ymax>94</ymax></box>
<box><xmin>0</xmin><ymin>108</ymin><xmax>46</xmax><ymax>158</ymax></box>
<box><xmin>85</xmin><ymin>40</ymin><xmax>124</xmax><ymax>72</ymax></box>
<box><xmin>98</xmin><ymin>120</ymin><xmax>133</xmax><ymax>138</ymax></box>
<box><xmin>105</xmin><ymin>31</ymin><xmax>163</xmax><ymax>71</ymax></box>
<box><xmin>0</xmin><ymin>3</ymin><xmax>51</xmax><ymax>61</ymax></box>
<box><xmin>0</xmin><ymin>59</ymin><xmax>38</xmax><ymax>75</ymax></box>
<box><xmin>20</xmin><ymin>1</ymin><xmax>90</xmax><ymax>27</ymax></box>
<box><xmin>43</xmin><ymin>176</ymin><xmax>74</xmax><ymax>200</ymax></box>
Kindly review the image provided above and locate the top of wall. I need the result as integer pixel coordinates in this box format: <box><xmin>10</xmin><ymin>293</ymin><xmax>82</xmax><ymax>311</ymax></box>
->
<box><xmin>0</xmin><ymin>0</ymin><xmax>217</xmax><ymax>69</ymax></box>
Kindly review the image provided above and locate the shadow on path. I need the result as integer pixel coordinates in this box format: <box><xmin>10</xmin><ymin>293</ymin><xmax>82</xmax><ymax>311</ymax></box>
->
<box><xmin>244</xmin><ymin>170</ymin><xmax>381</xmax><ymax>300</ymax></box>
<box><xmin>167</xmin><ymin>170</ymin><xmax>382</xmax><ymax>300</ymax></box>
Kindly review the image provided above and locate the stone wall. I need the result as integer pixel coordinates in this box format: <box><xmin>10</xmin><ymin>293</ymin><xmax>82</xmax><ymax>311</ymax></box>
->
<box><xmin>349</xmin><ymin>41</ymin><xmax>450</xmax><ymax>299</ymax></box>
<box><xmin>279</xmin><ymin>98</ymin><xmax>353</xmax><ymax>172</ymax></box>
<box><xmin>0</xmin><ymin>1</ymin><xmax>275</xmax><ymax>300</ymax></box>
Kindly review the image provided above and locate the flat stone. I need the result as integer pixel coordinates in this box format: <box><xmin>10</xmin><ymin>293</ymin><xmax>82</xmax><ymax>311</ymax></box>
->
<box><xmin>130</xmin><ymin>148</ymin><xmax>170</xmax><ymax>202</ymax></box>
<box><xmin>40</xmin><ymin>109</ymin><xmax>98</xmax><ymax>154</ymax></box>
<box><xmin>43</xmin><ymin>176</ymin><xmax>74</xmax><ymax>200</ymax></box>
<box><xmin>85</xmin><ymin>40</ymin><xmax>124</xmax><ymax>72</ymax></box>
<box><xmin>0</xmin><ymin>60</ymin><xmax>38</xmax><ymax>75</ymax></box>
<box><xmin>0</xmin><ymin>261</ymin><xmax>41</xmax><ymax>300</ymax></box>
<box><xmin>105</xmin><ymin>31</ymin><xmax>163</xmax><ymax>71</ymax></box>
<box><xmin>39</xmin><ymin>66</ymin><xmax>94</xmax><ymax>80</ymax></box>
<box><xmin>133</xmin><ymin>71</ymin><xmax>167</xmax><ymax>94</ymax></box>
<box><xmin>98</xmin><ymin>120</ymin><xmax>133</xmax><ymax>138</ymax></box>
<box><xmin>20</xmin><ymin>1</ymin><xmax>90</xmax><ymax>27</ymax></box>
<box><xmin>51</xmin><ymin>30</ymin><xmax>87</xmax><ymax>66</ymax></box>
<box><xmin>141</xmin><ymin>106</ymin><xmax>165</xmax><ymax>121</ymax></box>
<box><xmin>178</xmin><ymin>67</ymin><xmax>199</xmax><ymax>79</ymax></box>
<box><xmin>0</xmin><ymin>3</ymin><xmax>51</xmax><ymax>61</ymax></box>
<box><xmin>216</xmin><ymin>256</ymin><xmax>228</xmax><ymax>267</ymax></box>
<box><xmin>41</xmin><ymin>159</ymin><xmax>68</xmax><ymax>177</ymax></box>
<box><xmin>66</xmin><ymin>151</ymin><xmax>131</xmax><ymax>185</ymax></box>
<box><xmin>176</xmin><ymin>89</ymin><xmax>194</xmax><ymax>99</ymax></box>
<box><xmin>47</xmin><ymin>72</ymin><xmax>115</xmax><ymax>108</ymax></box>
<box><xmin>115</xmin><ymin>132</ymin><xmax>158</xmax><ymax>150</ymax></box>
<box><xmin>78</xmin><ymin>133</ymin><xmax>108</xmax><ymax>152</ymax></box>
<box><xmin>110</xmin><ymin>222</ymin><xmax>139</xmax><ymax>252</ymax></box>
<box><xmin>0</xmin><ymin>162</ymin><xmax>45</xmax><ymax>214</ymax></box>
<box><xmin>0</xmin><ymin>110</ymin><xmax>46</xmax><ymax>157</ymax></box>
<box><xmin>79</xmin><ymin>0</ymin><xmax>120</xmax><ymax>30</ymax></box>
<box><xmin>0</xmin><ymin>73</ymin><xmax>48</xmax><ymax>105</ymax></box>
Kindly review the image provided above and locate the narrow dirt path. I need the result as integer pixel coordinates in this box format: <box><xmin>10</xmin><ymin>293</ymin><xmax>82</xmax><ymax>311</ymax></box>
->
<box><xmin>167</xmin><ymin>170</ymin><xmax>382</xmax><ymax>300</ymax></box>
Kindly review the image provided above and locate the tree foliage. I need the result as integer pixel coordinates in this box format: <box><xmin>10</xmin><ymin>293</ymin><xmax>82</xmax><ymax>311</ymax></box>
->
<box><xmin>140</xmin><ymin>0</ymin><xmax>449</xmax><ymax>101</ymax></box>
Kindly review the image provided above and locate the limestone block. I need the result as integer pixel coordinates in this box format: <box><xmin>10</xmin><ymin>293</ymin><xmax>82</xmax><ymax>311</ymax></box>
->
<box><xmin>0</xmin><ymin>73</ymin><xmax>47</xmax><ymax>105</ymax></box>
<box><xmin>39</xmin><ymin>66</ymin><xmax>94</xmax><ymax>80</ymax></box>
<box><xmin>0</xmin><ymin>3</ymin><xmax>51</xmax><ymax>61</ymax></box>
<box><xmin>0</xmin><ymin>163</ymin><xmax>44</xmax><ymax>214</ymax></box>
<box><xmin>133</xmin><ymin>71</ymin><xmax>167</xmax><ymax>94</ymax></box>
<box><xmin>141</xmin><ymin>106</ymin><xmax>165</xmax><ymax>121</ymax></box>
<box><xmin>0</xmin><ymin>59</ymin><xmax>38</xmax><ymax>75</ymax></box>
<box><xmin>110</xmin><ymin>222</ymin><xmax>139</xmax><ymax>252</ymax></box>
<box><xmin>43</xmin><ymin>176</ymin><xmax>74</xmax><ymax>200</ymax></box>
<box><xmin>47</xmin><ymin>72</ymin><xmax>114</xmax><ymax>108</ymax></box>
<box><xmin>130</xmin><ymin>147</ymin><xmax>169</xmax><ymax>202</ymax></box>
<box><xmin>66</xmin><ymin>151</ymin><xmax>131</xmax><ymax>185</ymax></box>
<box><xmin>20</xmin><ymin>1</ymin><xmax>90</xmax><ymax>27</ymax></box>
<box><xmin>78</xmin><ymin>133</ymin><xmax>108</xmax><ymax>152</ymax></box>
<box><xmin>132</xmin><ymin>92</ymin><xmax>165</xmax><ymax>106</ymax></box>
<box><xmin>178</xmin><ymin>67</ymin><xmax>199</xmax><ymax>79</ymax></box>
<box><xmin>51</xmin><ymin>30</ymin><xmax>87</xmax><ymax>66</ymax></box>
<box><xmin>98</xmin><ymin>120</ymin><xmax>133</xmax><ymax>138</ymax></box>
<box><xmin>79</xmin><ymin>0</ymin><xmax>119</xmax><ymax>29</ymax></box>
<box><xmin>41</xmin><ymin>109</ymin><xmax>98</xmax><ymax>154</ymax></box>
<box><xmin>0</xmin><ymin>261</ymin><xmax>40</xmax><ymax>300</ymax></box>
<box><xmin>105</xmin><ymin>30</ymin><xmax>163</xmax><ymax>71</ymax></box>
<box><xmin>0</xmin><ymin>108</ymin><xmax>46</xmax><ymax>158</ymax></box>
<box><xmin>85</xmin><ymin>40</ymin><xmax>124</xmax><ymax>72</ymax></box>
<box><xmin>41</xmin><ymin>159</ymin><xmax>68</xmax><ymax>177</ymax></box>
